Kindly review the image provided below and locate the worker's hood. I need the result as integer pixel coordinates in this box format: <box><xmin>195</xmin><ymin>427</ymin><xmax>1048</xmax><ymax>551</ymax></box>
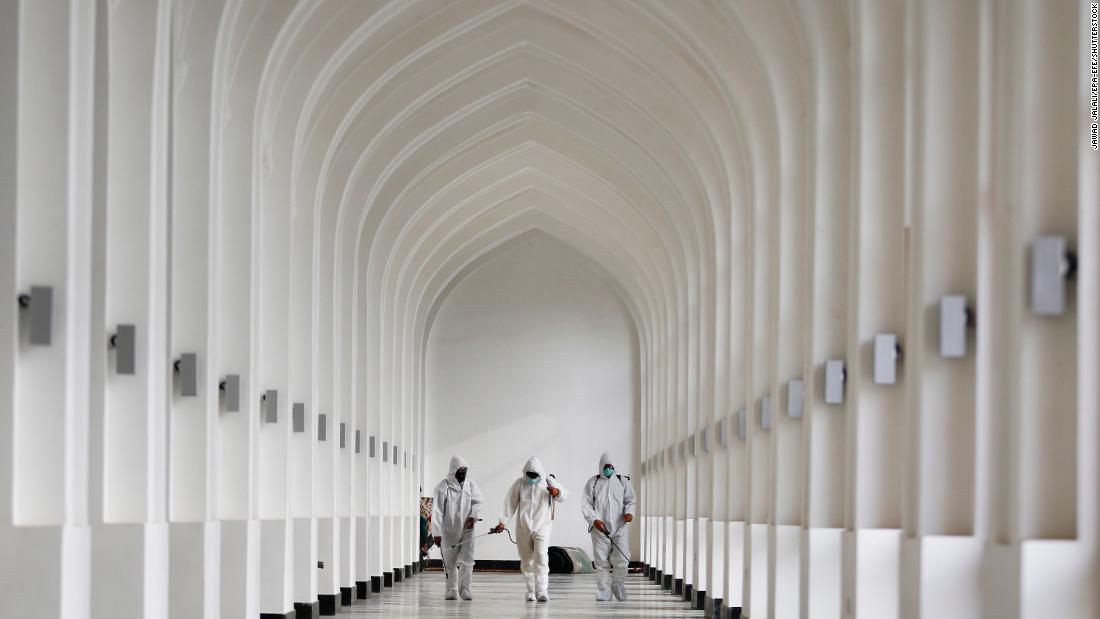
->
<box><xmin>523</xmin><ymin>456</ymin><xmax>546</xmax><ymax>478</ymax></box>
<box><xmin>598</xmin><ymin>452</ymin><xmax>615</xmax><ymax>475</ymax></box>
<box><xmin>447</xmin><ymin>455</ymin><xmax>469</xmax><ymax>485</ymax></box>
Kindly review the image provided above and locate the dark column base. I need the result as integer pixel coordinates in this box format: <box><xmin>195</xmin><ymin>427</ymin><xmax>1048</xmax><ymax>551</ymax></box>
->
<box><xmin>694</xmin><ymin>589</ymin><xmax>706</xmax><ymax>610</ymax></box>
<box><xmin>393</xmin><ymin>568</ymin><xmax>403</xmax><ymax>583</ymax></box>
<box><xmin>318</xmin><ymin>594</ymin><xmax>337</xmax><ymax>616</ymax></box>
<box><xmin>661</xmin><ymin>573</ymin><xmax>673</xmax><ymax>590</ymax></box>
<box><xmin>259</xmin><ymin>612</ymin><xmax>295</xmax><ymax>619</ymax></box>
<box><xmin>674</xmin><ymin>578</ymin><xmax>684</xmax><ymax>596</ymax></box>
<box><xmin>383</xmin><ymin>572</ymin><xmax>393</xmax><ymax>588</ymax></box>
<box><xmin>647</xmin><ymin>566</ymin><xmax>656</xmax><ymax>580</ymax></box>
<box><xmin>721</xmin><ymin>602</ymin><xmax>742</xmax><ymax>619</ymax></box>
<box><xmin>293</xmin><ymin>601</ymin><xmax>319</xmax><ymax>619</ymax></box>
<box><xmin>653</xmin><ymin>568</ymin><xmax>662</xmax><ymax>583</ymax></box>
<box><xmin>356</xmin><ymin>580</ymin><xmax>369</xmax><ymax>599</ymax></box>
<box><xmin>405</xmin><ymin>564</ymin><xmax>412</xmax><ymax>578</ymax></box>
<box><xmin>371</xmin><ymin>575</ymin><xmax>383</xmax><ymax>592</ymax></box>
<box><xmin>683</xmin><ymin>582</ymin><xmax>692</xmax><ymax>601</ymax></box>
<box><xmin>339</xmin><ymin>587</ymin><xmax>353</xmax><ymax>606</ymax></box>
<box><xmin>704</xmin><ymin>596</ymin><xmax>720</xmax><ymax>619</ymax></box>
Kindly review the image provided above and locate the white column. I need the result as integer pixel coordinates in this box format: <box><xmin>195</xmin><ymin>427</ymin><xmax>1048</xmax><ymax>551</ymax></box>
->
<box><xmin>843</xmin><ymin>1</ymin><xmax>907</xmax><ymax>618</ymax></box>
<box><xmin>800</xmin><ymin>1</ymin><xmax>852</xmax><ymax>617</ymax></box>
<box><xmin>902</xmin><ymin>1</ymin><xmax>984</xmax><ymax>617</ymax></box>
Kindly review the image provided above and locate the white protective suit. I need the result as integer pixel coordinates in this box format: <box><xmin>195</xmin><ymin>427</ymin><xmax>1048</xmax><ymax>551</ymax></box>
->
<box><xmin>581</xmin><ymin>452</ymin><xmax>636</xmax><ymax>601</ymax></box>
<box><xmin>431</xmin><ymin>456</ymin><xmax>484</xmax><ymax>599</ymax></box>
<box><xmin>498</xmin><ymin>457</ymin><xmax>569</xmax><ymax>601</ymax></box>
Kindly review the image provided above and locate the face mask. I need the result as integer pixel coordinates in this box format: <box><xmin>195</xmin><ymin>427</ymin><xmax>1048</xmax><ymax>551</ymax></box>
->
<box><xmin>525</xmin><ymin>472</ymin><xmax>540</xmax><ymax>484</ymax></box>
<box><xmin>602</xmin><ymin>466</ymin><xmax>615</xmax><ymax>478</ymax></box>
<box><xmin>455</xmin><ymin>469</ymin><xmax>467</xmax><ymax>483</ymax></box>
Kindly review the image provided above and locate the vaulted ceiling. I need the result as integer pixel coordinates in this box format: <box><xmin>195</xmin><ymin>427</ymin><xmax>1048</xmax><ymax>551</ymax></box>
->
<box><xmin>190</xmin><ymin>0</ymin><xmax>833</xmax><ymax>452</ymax></box>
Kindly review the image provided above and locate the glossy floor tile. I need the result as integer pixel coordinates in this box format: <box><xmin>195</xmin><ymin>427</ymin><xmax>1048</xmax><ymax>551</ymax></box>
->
<box><xmin>333</xmin><ymin>571</ymin><xmax>704</xmax><ymax>617</ymax></box>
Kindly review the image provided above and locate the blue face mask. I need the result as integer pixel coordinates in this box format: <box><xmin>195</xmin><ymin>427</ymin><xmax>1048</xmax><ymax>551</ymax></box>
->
<box><xmin>602</xmin><ymin>466</ymin><xmax>615</xmax><ymax>478</ymax></box>
<box><xmin>526</xmin><ymin>476</ymin><xmax>540</xmax><ymax>485</ymax></box>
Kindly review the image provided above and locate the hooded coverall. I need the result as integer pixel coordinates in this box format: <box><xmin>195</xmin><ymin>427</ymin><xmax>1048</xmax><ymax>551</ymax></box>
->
<box><xmin>431</xmin><ymin>455</ymin><xmax>483</xmax><ymax>598</ymax></box>
<box><xmin>581</xmin><ymin>452</ymin><xmax>636</xmax><ymax>601</ymax></box>
<box><xmin>498</xmin><ymin>456</ymin><xmax>569</xmax><ymax>600</ymax></box>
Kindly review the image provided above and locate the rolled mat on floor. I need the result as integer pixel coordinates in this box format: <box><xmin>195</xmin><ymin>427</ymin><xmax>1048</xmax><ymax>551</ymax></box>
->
<box><xmin>547</xmin><ymin>546</ymin><xmax>595</xmax><ymax>574</ymax></box>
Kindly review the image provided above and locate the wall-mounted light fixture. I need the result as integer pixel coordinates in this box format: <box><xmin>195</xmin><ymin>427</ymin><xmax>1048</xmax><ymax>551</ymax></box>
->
<box><xmin>174</xmin><ymin>353</ymin><xmax>198</xmax><ymax>397</ymax></box>
<box><xmin>1030</xmin><ymin>235</ymin><xmax>1076</xmax><ymax>316</ymax></box>
<box><xmin>219</xmin><ymin>375</ymin><xmax>241</xmax><ymax>411</ymax></box>
<box><xmin>873</xmin><ymin>334</ymin><xmax>902</xmax><ymax>385</ymax></box>
<box><xmin>261</xmin><ymin>389</ymin><xmax>278</xmax><ymax>422</ymax></box>
<box><xmin>293</xmin><ymin>403</ymin><xmax>305</xmax><ymax>433</ymax></box>
<box><xmin>824</xmin><ymin>359</ymin><xmax>846</xmax><ymax>404</ymax></box>
<box><xmin>109</xmin><ymin>324</ymin><xmax>136</xmax><ymax>375</ymax></box>
<box><xmin>787</xmin><ymin>379</ymin><xmax>804</xmax><ymax>418</ymax></box>
<box><xmin>18</xmin><ymin>285</ymin><xmax>53</xmax><ymax>346</ymax></box>
<box><xmin>939</xmin><ymin>295</ymin><xmax>973</xmax><ymax>358</ymax></box>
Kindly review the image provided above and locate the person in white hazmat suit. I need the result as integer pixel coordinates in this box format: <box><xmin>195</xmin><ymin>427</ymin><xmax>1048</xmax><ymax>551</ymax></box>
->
<box><xmin>490</xmin><ymin>456</ymin><xmax>569</xmax><ymax>602</ymax></box>
<box><xmin>431</xmin><ymin>456</ymin><xmax>484</xmax><ymax>600</ymax></box>
<box><xmin>581</xmin><ymin>452</ymin><xmax>637</xmax><ymax>601</ymax></box>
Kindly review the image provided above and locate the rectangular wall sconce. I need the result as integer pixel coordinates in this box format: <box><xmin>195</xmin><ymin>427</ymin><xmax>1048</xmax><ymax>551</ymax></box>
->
<box><xmin>787</xmin><ymin>380</ymin><xmax>804</xmax><ymax>418</ymax></box>
<box><xmin>736</xmin><ymin>408</ymin><xmax>747</xmax><ymax>442</ymax></box>
<box><xmin>175</xmin><ymin>353</ymin><xmax>198</xmax><ymax>397</ymax></box>
<box><xmin>221</xmin><ymin>374</ymin><xmax>241</xmax><ymax>412</ymax></box>
<box><xmin>262</xmin><ymin>389</ymin><xmax>278</xmax><ymax>423</ymax></box>
<box><xmin>110</xmin><ymin>324</ymin><xmax>136</xmax><ymax>375</ymax></box>
<box><xmin>873</xmin><ymin>333</ymin><xmax>900</xmax><ymax>384</ymax></box>
<box><xmin>383</xmin><ymin>442</ymin><xmax>389</xmax><ymax>462</ymax></box>
<box><xmin>19</xmin><ymin>285</ymin><xmax>53</xmax><ymax>346</ymax></box>
<box><xmin>700</xmin><ymin>427</ymin><xmax>710</xmax><ymax>453</ymax></box>
<box><xmin>717</xmin><ymin>417</ymin><xmax>728</xmax><ymax>448</ymax></box>
<box><xmin>687</xmin><ymin>435</ymin><xmax>696</xmax><ymax>458</ymax></box>
<box><xmin>760</xmin><ymin>395</ymin><xmax>772</xmax><ymax>431</ymax></box>
<box><xmin>939</xmin><ymin>295</ymin><xmax>970</xmax><ymax>358</ymax></box>
<box><xmin>1030</xmin><ymin>236</ymin><xmax>1073</xmax><ymax>316</ymax></box>
<box><xmin>355</xmin><ymin>430</ymin><xmax>361</xmax><ymax>453</ymax></box>
<box><xmin>393</xmin><ymin>445</ymin><xmax>398</xmax><ymax>466</ymax></box>
<box><xmin>369</xmin><ymin>435</ymin><xmax>376</xmax><ymax>457</ymax></box>
<box><xmin>318</xmin><ymin>414</ymin><xmax>327</xmax><ymax>441</ymax></box>
<box><xmin>339</xmin><ymin>423</ymin><xmax>346</xmax><ymax>448</ymax></box>
<box><xmin>292</xmin><ymin>403</ymin><xmax>305</xmax><ymax>433</ymax></box>
<box><xmin>824</xmin><ymin>360</ymin><xmax>846</xmax><ymax>404</ymax></box>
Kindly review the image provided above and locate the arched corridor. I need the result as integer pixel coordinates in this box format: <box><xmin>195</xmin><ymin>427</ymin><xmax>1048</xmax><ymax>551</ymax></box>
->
<box><xmin>0</xmin><ymin>1</ymin><xmax>1097</xmax><ymax>618</ymax></box>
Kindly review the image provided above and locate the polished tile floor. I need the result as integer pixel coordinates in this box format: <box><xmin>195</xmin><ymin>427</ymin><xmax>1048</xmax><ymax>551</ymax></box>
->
<box><xmin>333</xmin><ymin>571</ymin><xmax>705</xmax><ymax>617</ymax></box>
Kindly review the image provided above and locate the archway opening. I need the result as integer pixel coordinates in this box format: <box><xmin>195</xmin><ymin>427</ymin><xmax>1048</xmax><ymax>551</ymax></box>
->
<box><xmin>425</xmin><ymin>233</ymin><xmax>641</xmax><ymax>559</ymax></box>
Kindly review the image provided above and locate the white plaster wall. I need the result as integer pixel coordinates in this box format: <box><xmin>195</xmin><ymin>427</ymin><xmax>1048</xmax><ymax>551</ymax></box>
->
<box><xmin>426</xmin><ymin>235</ymin><xmax>640</xmax><ymax>560</ymax></box>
